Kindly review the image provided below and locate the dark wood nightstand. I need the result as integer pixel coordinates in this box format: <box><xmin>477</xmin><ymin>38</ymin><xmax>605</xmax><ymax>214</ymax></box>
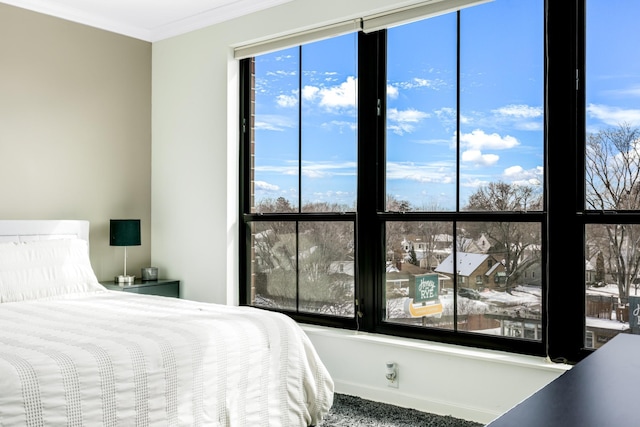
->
<box><xmin>100</xmin><ymin>279</ymin><xmax>180</xmax><ymax>298</ymax></box>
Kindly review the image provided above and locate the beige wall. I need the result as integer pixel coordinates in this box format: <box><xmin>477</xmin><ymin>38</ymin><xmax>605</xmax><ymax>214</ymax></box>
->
<box><xmin>0</xmin><ymin>4</ymin><xmax>152</xmax><ymax>281</ymax></box>
<box><xmin>151</xmin><ymin>0</ymin><xmax>434</xmax><ymax>303</ymax></box>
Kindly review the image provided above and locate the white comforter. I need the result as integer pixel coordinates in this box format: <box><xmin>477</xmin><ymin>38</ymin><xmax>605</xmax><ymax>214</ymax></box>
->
<box><xmin>0</xmin><ymin>291</ymin><xmax>334</xmax><ymax>426</ymax></box>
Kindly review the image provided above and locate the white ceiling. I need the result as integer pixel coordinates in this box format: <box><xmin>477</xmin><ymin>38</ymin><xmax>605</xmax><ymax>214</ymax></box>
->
<box><xmin>0</xmin><ymin>0</ymin><xmax>295</xmax><ymax>42</ymax></box>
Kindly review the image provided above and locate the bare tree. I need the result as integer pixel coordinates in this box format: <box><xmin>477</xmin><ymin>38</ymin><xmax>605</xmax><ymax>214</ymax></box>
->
<box><xmin>586</xmin><ymin>123</ymin><xmax>640</xmax><ymax>211</ymax></box>
<box><xmin>383</xmin><ymin>196</ymin><xmax>452</xmax><ymax>271</ymax></box>
<box><xmin>415</xmin><ymin>221</ymin><xmax>451</xmax><ymax>271</ymax></box>
<box><xmin>466</xmin><ymin>181</ymin><xmax>542</xmax><ymax>212</ymax></box>
<box><xmin>297</xmin><ymin>220</ymin><xmax>354</xmax><ymax>314</ymax></box>
<box><xmin>384</xmin><ymin>196</ymin><xmax>413</xmax><ymax>266</ymax></box>
<box><xmin>463</xmin><ymin>182</ymin><xmax>543</xmax><ymax>291</ymax></box>
<box><xmin>596</xmin><ymin>251</ymin><xmax>605</xmax><ymax>283</ymax></box>
<box><xmin>586</xmin><ymin>123</ymin><xmax>640</xmax><ymax>299</ymax></box>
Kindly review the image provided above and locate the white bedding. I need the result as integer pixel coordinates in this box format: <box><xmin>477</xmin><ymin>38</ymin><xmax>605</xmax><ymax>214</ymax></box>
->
<box><xmin>0</xmin><ymin>290</ymin><xmax>334</xmax><ymax>426</ymax></box>
<box><xmin>0</xmin><ymin>221</ymin><xmax>334</xmax><ymax>426</ymax></box>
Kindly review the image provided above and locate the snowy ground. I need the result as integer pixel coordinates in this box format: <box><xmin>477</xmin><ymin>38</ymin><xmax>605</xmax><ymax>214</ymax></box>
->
<box><xmin>387</xmin><ymin>285</ymin><xmax>541</xmax><ymax>320</ymax></box>
<box><xmin>254</xmin><ymin>285</ymin><xmax>543</xmax><ymax>322</ymax></box>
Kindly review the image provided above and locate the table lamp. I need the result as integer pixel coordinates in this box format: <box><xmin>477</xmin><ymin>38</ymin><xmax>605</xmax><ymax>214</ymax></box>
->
<box><xmin>110</xmin><ymin>219</ymin><xmax>141</xmax><ymax>285</ymax></box>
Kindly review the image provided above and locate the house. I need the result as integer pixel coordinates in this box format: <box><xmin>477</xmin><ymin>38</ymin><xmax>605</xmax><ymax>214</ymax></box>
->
<box><xmin>434</xmin><ymin>252</ymin><xmax>507</xmax><ymax>290</ymax></box>
<box><xmin>398</xmin><ymin>233</ymin><xmax>492</xmax><ymax>271</ymax></box>
<box><xmin>0</xmin><ymin>1</ymin><xmax>581</xmax><ymax>424</ymax></box>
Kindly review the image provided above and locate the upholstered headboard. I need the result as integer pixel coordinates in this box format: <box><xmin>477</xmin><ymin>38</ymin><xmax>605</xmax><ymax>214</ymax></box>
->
<box><xmin>0</xmin><ymin>220</ymin><xmax>90</xmax><ymax>243</ymax></box>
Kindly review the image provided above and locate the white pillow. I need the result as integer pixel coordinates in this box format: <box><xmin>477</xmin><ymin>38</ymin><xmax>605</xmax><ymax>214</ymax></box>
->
<box><xmin>0</xmin><ymin>238</ymin><xmax>105</xmax><ymax>303</ymax></box>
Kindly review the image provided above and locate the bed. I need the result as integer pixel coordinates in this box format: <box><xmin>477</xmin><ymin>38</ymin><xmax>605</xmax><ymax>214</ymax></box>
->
<box><xmin>0</xmin><ymin>220</ymin><xmax>334</xmax><ymax>426</ymax></box>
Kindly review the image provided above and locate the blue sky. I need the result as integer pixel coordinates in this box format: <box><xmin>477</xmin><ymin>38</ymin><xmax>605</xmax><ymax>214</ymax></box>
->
<box><xmin>586</xmin><ymin>0</ymin><xmax>640</xmax><ymax>133</ymax></box>
<box><xmin>252</xmin><ymin>0</ymin><xmax>637</xmax><ymax>212</ymax></box>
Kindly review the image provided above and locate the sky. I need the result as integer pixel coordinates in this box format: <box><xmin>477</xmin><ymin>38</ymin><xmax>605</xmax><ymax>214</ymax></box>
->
<box><xmin>251</xmin><ymin>0</ymin><xmax>639</xmax><ymax>212</ymax></box>
<box><xmin>586</xmin><ymin>0</ymin><xmax>640</xmax><ymax>133</ymax></box>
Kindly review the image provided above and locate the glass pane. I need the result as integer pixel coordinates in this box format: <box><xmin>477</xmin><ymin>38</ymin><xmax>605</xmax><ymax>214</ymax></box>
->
<box><xmin>298</xmin><ymin>221</ymin><xmax>355</xmax><ymax>317</ymax></box>
<box><xmin>386</xmin><ymin>14</ymin><xmax>457</xmax><ymax>211</ymax></box>
<box><xmin>585</xmin><ymin>224</ymin><xmax>638</xmax><ymax>348</ymax></box>
<box><xmin>456</xmin><ymin>222</ymin><xmax>542</xmax><ymax>340</ymax></box>
<box><xmin>250</xmin><ymin>221</ymin><xmax>297</xmax><ymax>310</ymax></box>
<box><xmin>253</xmin><ymin>47</ymin><xmax>300</xmax><ymax>212</ymax></box>
<box><xmin>384</xmin><ymin>221</ymin><xmax>455</xmax><ymax>331</ymax></box>
<box><xmin>301</xmin><ymin>34</ymin><xmax>358</xmax><ymax>212</ymax></box>
<box><xmin>456</xmin><ymin>222</ymin><xmax>542</xmax><ymax>341</ymax></box>
<box><xmin>460</xmin><ymin>0</ymin><xmax>544</xmax><ymax>211</ymax></box>
<box><xmin>585</xmin><ymin>0</ymin><xmax>640</xmax><ymax>211</ymax></box>
<box><xmin>383</xmin><ymin>220</ymin><xmax>541</xmax><ymax>339</ymax></box>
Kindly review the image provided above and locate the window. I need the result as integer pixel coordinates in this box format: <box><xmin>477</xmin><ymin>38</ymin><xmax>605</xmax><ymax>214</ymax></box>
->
<box><xmin>585</xmin><ymin>330</ymin><xmax>594</xmax><ymax>349</ymax></box>
<box><xmin>240</xmin><ymin>0</ymin><xmax>633</xmax><ymax>363</ymax></box>
<box><xmin>241</xmin><ymin>34</ymin><xmax>358</xmax><ymax>320</ymax></box>
<box><xmin>582</xmin><ymin>0</ymin><xmax>640</xmax><ymax>350</ymax></box>
<box><xmin>241</xmin><ymin>0</ymin><xmax>543</xmax><ymax>356</ymax></box>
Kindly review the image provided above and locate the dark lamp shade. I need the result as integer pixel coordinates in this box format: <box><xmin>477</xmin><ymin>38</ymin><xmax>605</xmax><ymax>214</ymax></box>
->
<box><xmin>110</xmin><ymin>219</ymin><xmax>141</xmax><ymax>246</ymax></box>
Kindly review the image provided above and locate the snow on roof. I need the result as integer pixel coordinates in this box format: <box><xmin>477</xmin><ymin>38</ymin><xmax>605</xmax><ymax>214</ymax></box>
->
<box><xmin>586</xmin><ymin>317</ymin><xmax>630</xmax><ymax>331</ymax></box>
<box><xmin>434</xmin><ymin>252</ymin><xmax>489</xmax><ymax>276</ymax></box>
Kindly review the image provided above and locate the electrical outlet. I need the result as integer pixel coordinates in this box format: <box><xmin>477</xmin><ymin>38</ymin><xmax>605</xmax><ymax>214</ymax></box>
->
<box><xmin>385</xmin><ymin>362</ymin><xmax>399</xmax><ymax>388</ymax></box>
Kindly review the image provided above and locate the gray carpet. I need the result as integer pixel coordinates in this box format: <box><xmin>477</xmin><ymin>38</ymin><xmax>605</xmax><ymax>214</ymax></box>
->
<box><xmin>318</xmin><ymin>393</ymin><xmax>484</xmax><ymax>427</ymax></box>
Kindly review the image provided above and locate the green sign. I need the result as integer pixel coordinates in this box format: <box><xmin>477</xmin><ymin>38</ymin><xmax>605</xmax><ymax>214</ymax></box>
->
<box><xmin>415</xmin><ymin>274</ymin><xmax>439</xmax><ymax>303</ymax></box>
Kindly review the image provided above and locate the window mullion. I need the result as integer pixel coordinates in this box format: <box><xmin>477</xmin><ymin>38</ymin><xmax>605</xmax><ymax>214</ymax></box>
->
<box><xmin>356</xmin><ymin>30</ymin><xmax>385</xmax><ymax>332</ymax></box>
<box><xmin>546</xmin><ymin>0</ymin><xmax>584</xmax><ymax>363</ymax></box>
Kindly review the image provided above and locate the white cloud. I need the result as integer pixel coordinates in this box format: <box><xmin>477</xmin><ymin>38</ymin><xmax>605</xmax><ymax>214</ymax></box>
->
<box><xmin>254</xmin><ymin>181</ymin><xmax>280</xmax><ymax>191</ymax></box>
<box><xmin>587</xmin><ymin>103</ymin><xmax>640</xmax><ymax>127</ymax></box>
<box><xmin>389</xmin><ymin>108</ymin><xmax>429</xmax><ymax>123</ymax></box>
<box><xmin>493</xmin><ymin>104</ymin><xmax>542</xmax><ymax>118</ymax></box>
<box><xmin>255</xmin><ymin>161</ymin><xmax>356</xmax><ymax>179</ymax></box>
<box><xmin>413</xmin><ymin>138</ymin><xmax>452</xmax><ymax>145</ymax></box>
<box><xmin>457</xmin><ymin>130</ymin><xmax>521</xmax><ymax>168</ymax></box>
<box><xmin>302</xmin><ymin>85</ymin><xmax>320</xmax><ymax>100</ymax></box>
<box><xmin>255</xmin><ymin>163</ymin><xmax>298</xmax><ymax>176</ymax></box>
<box><xmin>318</xmin><ymin>76</ymin><xmax>357</xmax><ymax>109</ymax></box>
<box><xmin>601</xmin><ymin>85</ymin><xmax>640</xmax><ymax>97</ymax></box>
<box><xmin>254</xmin><ymin>114</ymin><xmax>295</xmax><ymax>131</ymax></box>
<box><xmin>459</xmin><ymin>129</ymin><xmax>520</xmax><ymax>151</ymax></box>
<box><xmin>464</xmin><ymin>104</ymin><xmax>543</xmax><ymax>131</ymax></box>
<box><xmin>504</xmin><ymin>165</ymin><xmax>524</xmax><ymax>176</ymax></box>
<box><xmin>301</xmin><ymin>161</ymin><xmax>357</xmax><ymax>178</ymax></box>
<box><xmin>412</xmin><ymin>78</ymin><xmax>431</xmax><ymax>87</ymax></box>
<box><xmin>461</xmin><ymin>149</ymin><xmax>500</xmax><ymax>166</ymax></box>
<box><xmin>435</xmin><ymin>107</ymin><xmax>456</xmax><ymax>120</ymax></box>
<box><xmin>274</xmin><ymin>54</ymin><xmax>293</xmax><ymax>62</ymax></box>
<box><xmin>502</xmin><ymin>165</ymin><xmax>543</xmax><ymax>187</ymax></box>
<box><xmin>266</xmin><ymin>69</ymin><xmax>296</xmax><ymax>77</ymax></box>
<box><xmin>387</xmin><ymin>108</ymin><xmax>430</xmax><ymax>135</ymax></box>
<box><xmin>386</xmin><ymin>161</ymin><xmax>454</xmax><ymax>184</ymax></box>
<box><xmin>276</xmin><ymin>94</ymin><xmax>297</xmax><ymax>107</ymax></box>
<box><xmin>312</xmin><ymin>190</ymin><xmax>352</xmax><ymax>198</ymax></box>
<box><xmin>302</xmin><ymin>168</ymin><xmax>326</xmax><ymax>178</ymax></box>
<box><xmin>461</xmin><ymin>178</ymin><xmax>490</xmax><ymax>188</ymax></box>
<box><xmin>300</xmin><ymin>77</ymin><xmax>357</xmax><ymax>111</ymax></box>
<box><xmin>396</xmin><ymin>77</ymin><xmax>447</xmax><ymax>91</ymax></box>
<box><xmin>322</xmin><ymin>120</ymin><xmax>357</xmax><ymax>132</ymax></box>
<box><xmin>387</xmin><ymin>84</ymin><xmax>399</xmax><ymax>99</ymax></box>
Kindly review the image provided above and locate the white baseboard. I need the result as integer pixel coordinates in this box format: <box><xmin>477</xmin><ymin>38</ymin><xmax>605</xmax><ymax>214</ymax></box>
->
<box><xmin>302</xmin><ymin>325</ymin><xmax>571</xmax><ymax>425</ymax></box>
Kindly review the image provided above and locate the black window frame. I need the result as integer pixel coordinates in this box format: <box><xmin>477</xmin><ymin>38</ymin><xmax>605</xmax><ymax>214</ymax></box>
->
<box><xmin>239</xmin><ymin>0</ymin><xmax>601</xmax><ymax>364</ymax></box>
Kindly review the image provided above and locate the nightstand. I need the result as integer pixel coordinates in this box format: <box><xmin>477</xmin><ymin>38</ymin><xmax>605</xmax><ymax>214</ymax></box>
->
<box><xmin>100</xmin><ymin>279</ymin><xmax>180</xmax><ymax>298</ymax></box>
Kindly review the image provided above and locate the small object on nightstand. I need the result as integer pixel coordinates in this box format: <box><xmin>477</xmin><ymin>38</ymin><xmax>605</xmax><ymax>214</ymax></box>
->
<box><xmin>141</xmin><ymin>267</ymin><xmax>158</xmax><ymax>281</ymax></box>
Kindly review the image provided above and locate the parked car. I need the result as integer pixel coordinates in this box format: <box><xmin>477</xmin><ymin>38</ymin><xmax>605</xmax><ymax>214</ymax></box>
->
<box><xmin>458</xmin><ymin>287</ymin><xmax>481</xmax><ymax>300</ymax></box>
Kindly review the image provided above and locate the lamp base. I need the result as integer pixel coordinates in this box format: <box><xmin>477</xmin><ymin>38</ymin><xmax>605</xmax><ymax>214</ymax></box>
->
<box><xmin>115</xmin><ymin>275</ymin><xmax>135</xmax><ymax>286</ymax></box>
